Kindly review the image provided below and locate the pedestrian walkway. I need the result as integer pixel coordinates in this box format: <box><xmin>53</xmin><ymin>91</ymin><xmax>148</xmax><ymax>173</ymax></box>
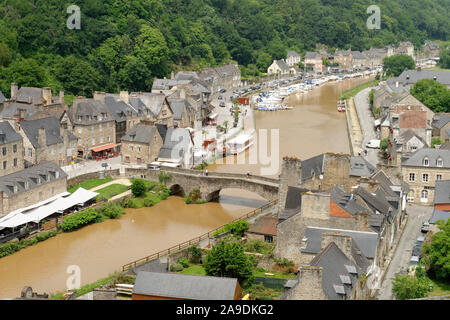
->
<box><xmin>90</xmin><ymin>178</ymin><xmax>131</xmax><ymax>192</ymax></box>
<box><xmin>346</xmin><ymin>97</ymin><xmax>364</xmax><ymax>156</ymax></box>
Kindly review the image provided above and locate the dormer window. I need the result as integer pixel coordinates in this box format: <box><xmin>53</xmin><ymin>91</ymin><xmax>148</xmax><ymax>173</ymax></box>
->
<box><xmin>423</xmin><ymin>157</ymin><xmax>429</xmax><ymax>167</ymax></box>
<box><xmin>56</xmin><ymin>171</ymin><xmax>60</xmax><ymax>179</ymax></box>
<box><xmin>437</xmin><ymin>158</ymin><xmax>443</xmax><ymax>167</ymax></box>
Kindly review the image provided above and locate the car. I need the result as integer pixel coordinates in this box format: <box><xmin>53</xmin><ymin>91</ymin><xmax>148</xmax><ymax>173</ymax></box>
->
<box><xmin>220</xmin><ymin>89</ymin><xmax>227</xmax><ymax>93</ymax></box>
<box><xmin>412</xmin><ymin>244</ymin><xmax>422</xmax><ymax>258</ymax></box>
<box><xmin>421</xmin><ymin>222</ymin><xmax>430</xmax><ymax>233</ymax></box>
<box><xmin>219</xmin><ymin>102</ymin><xmax>225</xmax><ymax>107</ymax></box>
<box><xmin>415</xmin><ymin>235</ymin><xmax>425</xmax><ymax>246</ymax></box>
<box><xmin>218</xmin><ymin>95</ymin><xmax>222</xmax><ymax>100</ymax></box>
<box><xmin>147</xmin><ymin>162</ymin><xmax>161</xmax><ymax>170</ymax></box>
<box><xmin>366</xmin><ymin>139</ymin><xmax>380</xmax><ymax>149</ymax></box>
<box><xmin>409</xmin><ymin>255</ymin><xmax>419</xmax><ymax>266</ymax></box>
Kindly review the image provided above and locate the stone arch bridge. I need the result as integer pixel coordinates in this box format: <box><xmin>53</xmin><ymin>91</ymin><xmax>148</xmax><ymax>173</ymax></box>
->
<box><xmin>135</xmin><ymin>167</ymin><xmax>280</xmax><ymax>202</ymax></box>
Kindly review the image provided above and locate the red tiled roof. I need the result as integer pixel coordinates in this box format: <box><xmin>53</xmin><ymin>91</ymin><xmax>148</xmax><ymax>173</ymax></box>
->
<box><xmin>329</xmin><ymin>200</ymin><xmax>353</xmax><ymax>218</ymax></box>
<box><xmin>399</xmin><ymin>111</ymin><xmax>427</xmax><ymax>129</ymax></box>
<box><xmin>247</xmin><ymin>216</ymin><xmax>277</xmax><ymax>236</ymax></box>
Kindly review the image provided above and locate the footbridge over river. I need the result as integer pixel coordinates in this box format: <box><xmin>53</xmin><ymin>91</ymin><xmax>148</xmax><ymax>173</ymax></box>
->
<box><xmin>127</xmin><ymin>167</ymin><xmax>280</xmax><ymax>202</ymax></box>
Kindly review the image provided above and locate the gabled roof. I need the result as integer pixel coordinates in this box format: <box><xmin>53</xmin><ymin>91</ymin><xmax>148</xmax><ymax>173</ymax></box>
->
<box><xmin>351</xmin><ymin>51</ymin><xmax>365</xmax><ymax>59</ymax></box>
<box><xmin>0</xmin><ymin>121</ymin><xmax>22</xmax><ymax>145</ymax></box>
<box><xmin>371</xmin><ymin>170</ymin><xmax>399</xmax><ymax>198</ymax></box>
<box><xmin>402</xmin><ymin>148</ymin><xmax>450</xmax><ymax>168</ymax></box>
<box><xmin>273</xmin><ymin>60</ymin><xmax>289</xmax><ymax>71</ymax></box>
<box><xmin>103</xmin><ymin>96</ymin><xmax>137</xmax><ymax>123</ymax></box>
<box><xmin>287</xmin><ymin>50</ymin><xmax>300</xmax><ymax>58</ymax></box>
<box><xmin>350</xmin><ymin>156</ymin><xmax>376</xmax><ymax>177</ymax></box>
<box><xmin>356</xmin><ymin>187</ymin><xmax>391</xmax><ymax>215</ymax></box>
<box><xmin>434</xmin><ymin>180</ymin><xmax>450</xmax><ymax>205</ymax></box>
<box><xmin>335</xmin><ymin>50</ymin><xmax>351</xmax><ymax>56</ymax></box>
<box><xmin>166</xmin><ymin>98</ymin><xmax>188</xmax><ymax>121</ymax></box>
<box><xmin>330</xmin><ymin>186</ymin><xmax>370</xmax><ymax>217</ymax></box>
<box><xmin>279</xmin><ymin>186</ymin><xmax>312</xmax><ymax>221</ymax></box>
<box><xmin>397</xmin><ymin>70</ymin><xmax>450</xmax><ymax>86</ymax></box>
<box><xmin>133</xmin><ymin>271</ymin><xmax>239</xmax><ymax>300</ymax></box>
<box><xmin>15</xmin><ymin>87</ymin><xmax>43</xmax><ymax>105</ymax></box>
<box><xmin>135</xmin><ymin>93</ymin><xmax>172</xmax><ymax>118</ymax></box>
<box><xmin>429</xmin><ymin>209</ymin><xmax>450</xmax><ymax>224</ymax></box>
<box><xmin>121</xmin><ymin>124</ymin><xmax>158</xmax><ymax>144</ymax></box>
<box><xmin>305</xmin><ymin>52</ymin><xmax>321</xmax><ymax>59</ymax></box>
<box><xmin>301</xmin><ymin>154</ymin><xmax>325</xmax><ymax>180</ymax></box>
<box><xmin>433</xmin><ymin>114</ymin><xmax>450</xmax><ymax>130</ymax></box>
<box><xmin>398</xmin><ymin>111</ymin><xmax>427</xmax><ymax>129</ymax></box>
<box><xmin>397</xmin><ymin>129</ymin><xmax>427</xmax><ymax>146</ymax></box>
<box><xmin>20</xmin><ymin>117</ymin><xmax>77</xmax><ymax>148</ymax></box>
<box><xmin>0</xmin><ymin>103</ymin><xmax>37</xmax><ymax>120</ymax></box>
<box><xmin>302</xmin><ymin>226</ymin><xmax>378</xmax><ymax>259</ymax></box>
<box><xmin>158</xmin><ymin>128</ymin><xmax>192</xmax><ymax>160</ymax></box>
<box><xmin>68</xmin><ymin>99</ymin><xmax>114</xmax><ymax>125</ymax></box>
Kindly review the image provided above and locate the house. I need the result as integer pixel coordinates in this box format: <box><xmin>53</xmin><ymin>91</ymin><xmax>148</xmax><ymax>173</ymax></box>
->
<box><xmin>334</xmin><ymin>50</ymin><xmax>353</xmax><ymax>71</ymax></box>
<box><xmin>390</xmin><ymin>130</ymin><xmax>428</xmax><ymax>165</ymax></box>
<box><xmin>388</xmin><ymin>70</ymin><xmax>450</xmax><ymax>89</ymax></box>
<box><xmin>167</xmin><ymin>98</ymin><xmax>193</xmax><ymax>128</ymax></box>
<box><xmin>282</xmin><ymin>236</ymin><xmax>372</xmax><ymax>300</ymax></box>
<box><xmin>286</xmin><ymin>51</ymin><xmax>301</xmax><ymax>67</ymax></box>
<box><xmin>395</xmin><ymin>41</ymin><xmax>415</xmax><ymax>58</ymax></box>
<box><xmin>362</xmin><ymin>49</ymin><xmax>382</xmax><ymax>67</ymax></box>
<box><xmin>67</xmin><ymin>98</ymin><xmax>116</xmax><ymax>159</ymax></box>
<box><xmin>351</xmin><ymin>51</ymin><xmax>367</xmax><ymax>69</ymax></box>
<box><xmin>434</xmin><ymin>180</ymin><xmax>450</xmax><ymax>212</ymax></box>
<box><xmin>0</xmin><ymin>162</ymin><xmax>67</xmax><ymax>216</ymax></box>
<box><xmin>121</xmin><ymin>123</ymin><xmax>163</xmax><ymax>165</ymax></box>
<box><xmin>0</xmin><ymin>121</ymin><xmax>24</xmax><ymax>176</ymax></box>
<box><xmin>157</xmin><ymin>128</ymin><xmax>194</xmax><ymax>168</ymax></box>
<box><xmin>7</xmin><ymin>83</ymin><xmax>65</xmax><ymax>107</ymax></box>
<box><xmin>432</xmin><ymin>114</ymin><xmax>450</xmax><ymax>141</ymax></box>
<box><xmin>387</xmin><ymin>111</ymin><xmax>432</xmax><ymax>152</ymax></box>
<box><xmin>213</xmin><ymin>63</ymin><xmax>241</xmax><ymax>89</ymax></box>
<box><xmin>245</xmin><ymin>215</ymin><xmax>277</xmax><ymax>243</ymax></box>
<box><xmin>17</xmin><ymin>117</ymin><xmax>78</xmax><ymax>167</ymax></box>
<box><xmin>304</xmin><ymin>52</ymin><xmax>323</xmax><ymax>73</ymax></box>
<box><xmin>132</xmin><ymin>271</ymin><xmax>242</xmax><ymax>300</ymax></box>
<box><xmin>132</xmin><ymin>92</ymin><xmax>174</xmax><ymax>128</ymax></box>
<box><xmin>423</xmin><ymin>42</ymin><xmax>440</xmax><ymax>59</ymax></box>
<box><xmin>267</xmin><ymin>60</ymin><xmax>290</xmax><ymax>76</ymax></box>
<box><xmin>402</xmin><ymin>148</ymin><xmax>450</xmax><ymax>205</ymax></box>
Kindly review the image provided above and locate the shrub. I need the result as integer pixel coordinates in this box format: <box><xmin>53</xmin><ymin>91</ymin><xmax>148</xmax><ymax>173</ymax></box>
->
<box><xmin>143</xmin><ymin>198</ymin><xmax>154</xmax><ymax>207</ymax></box>
<box><xmin>170</xmin><ymin>263</ymin><xmax>184</xmax><ymax>272</ymax></box>
<box><xmin>178</xmin><ymin>257</ymin><xmax>190</xmax><ymax>268</ymax></box>
<box><xmin>188</xmin><ymin>244</ymin><xmax>202</xmax><ymax>263</ymax></box>
<box><xmin>184</xmin><ymin>197</ymin><xmax>192</xmax><ymax>204</ymax></box>
<box><xmin>97</xmin><ymin>202</ymin><xmax>125</xmax><ymax>219</ymax></box>
<box><xmin>244</xmin><ymin>239</ymin><xmax>274</xmax><ymax>254</ymax></box>
<box><xmin>131</xmin><ymin>179</ymin><xmax>146</xmax><ymax>197</ymax></box>
<box><xmin>60</xmin><ymin>208</ymin><xmax>102</xmax><ymax>232</ymax></box>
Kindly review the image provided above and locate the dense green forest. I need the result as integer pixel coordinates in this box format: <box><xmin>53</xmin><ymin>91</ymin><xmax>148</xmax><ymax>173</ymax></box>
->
<box><xmin>0</xmin><ymin>0</ymin><xmax>449</xmax><ymax>96</ymax></box>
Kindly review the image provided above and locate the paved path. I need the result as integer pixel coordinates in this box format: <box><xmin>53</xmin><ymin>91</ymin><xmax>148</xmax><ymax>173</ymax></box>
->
<box><xmin>377</xmin><ymin>205</ymin><xmax>434</xmax><ymax>300</ymax></box>
<box><xmin>353</xmin><ymin>87</ymin><xmax>379</xmax><ymax>166</ymax></box>
<box><xmin>347</xmin><ymin>98</ymin><xmax>364</xmax><ymax>156</ymax></box>
<box><xmin>90</xmin><ymin>178</ymin><xmax>131</xmax><ymax>192</ymax></box>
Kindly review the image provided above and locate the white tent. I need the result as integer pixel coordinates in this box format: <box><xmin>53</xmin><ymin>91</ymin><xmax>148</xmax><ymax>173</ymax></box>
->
<box><xmin>0</xmin><ymin>188</ymin><xmax>98</xmax><ymax>229</ymax></box>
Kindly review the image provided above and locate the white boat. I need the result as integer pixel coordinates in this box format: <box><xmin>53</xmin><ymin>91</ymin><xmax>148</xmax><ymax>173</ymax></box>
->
<box><xmin>225</xmin><ymin>133</ymin><xmax>254</xmax><ymax>155</ymax></box>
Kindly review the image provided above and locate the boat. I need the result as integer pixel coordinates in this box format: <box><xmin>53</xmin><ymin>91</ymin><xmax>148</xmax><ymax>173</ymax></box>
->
<box><xmin>225</xmin><ymin>133</ymin><xmax>254</xmax><ymax>155</ymax></box>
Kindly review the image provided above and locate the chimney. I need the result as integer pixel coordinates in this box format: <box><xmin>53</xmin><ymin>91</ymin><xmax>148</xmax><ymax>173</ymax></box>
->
<box><xmin>120</xmin><ymin>91</ymin><xmax>129</xmax><ymax>104</ymax></box>
<box><xmin>43</xmin><ymin>87</ymin><xmax>52</xmax><ymax>106</ymax></box>
<box><xmin>170</xmin><ymin>71</ymin><xmax>175</xmax><ymax>79</ymax></box>
<box><xmin>18</xmin><ymin>108</ymin><xmax>26</xmax><ymax>121</ymax></box>
<box><xmin>321</xmin><ymin>232</ymin><xmax>353</xmax><ymax>259</ymax></box>
<box><xmin>291</xmin><ymin>266</ymin><xmax>326</xmax><ymax>300</ymax></box>
<box><xmin>59</xmin><ymin>90</ymin><xmax>65</xmax><ymax>105</ymax></box>
<box><xmin>93</xmin><ymin>91</ymin><xmax>106</xmax><ymax>103</ymax></box>
<box><xmin>11</xmin><ymin>83</ymin><xmax>18</xmax><ymax>100</ymax></box>
<box><xmin>278</xmin><ymin>157</ymin><xmax>303</xmax><ymax>213</ymax></box>
<box><xmin>38</xmin><ymin>127</ymin><xmax>46</xmax><ymax>148</ymax></box>
<box><xmin>355</xmin><ymin>211</ymin><xmax>370</xmax><ymax>231</ymax></box>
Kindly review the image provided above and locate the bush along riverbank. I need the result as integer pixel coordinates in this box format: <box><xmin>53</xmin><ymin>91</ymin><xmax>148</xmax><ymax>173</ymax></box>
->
<box><xmin>0</xmin><ymin>179</ymin><xmax>171</xmax><ymax>259</ymax></box>
<box><xmin>183</xmin><ymin>188</ymin><xmax>206</xmax><ymax>205</ymax></box>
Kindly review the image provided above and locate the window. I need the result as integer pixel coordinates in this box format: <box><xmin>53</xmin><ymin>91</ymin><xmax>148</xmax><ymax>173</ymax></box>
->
<box><xmin>409</xmin><ymin>173</ymin><xmax>415</xmax><ymax>182</ymax></box>
<box><xmin>13</xmin><ymin>144</ymin><xmax>17</xmax><ymax>153</ymax></box>
<box><xmin>437</xmin><ymin>174</ymin><xmax>442</xmax><ymax>181</ymax></box>
<box><xmin>37</xmin><ymin>178</ymin><xmax>41</xmax><ymax>185</ymax></box>
<box><xmin>13</xmin><ymin>185</ymin><xmax>18</xmax><ymax>193</ymax></box>
<box><xmin>137</xmin><ymin>146</ymin><xmax>141</xmax><ymax>153</ymax></box>
<box><xmin>28</xmin><ymin>148</ymin><xmax>32</xmax><ymax>157</ymax></box>
<box><xmin>51</xmin><ymin>148</ymin><xmax>55</xmax><ymax>155</ymax></box>
<box><xmin>52</xmin><ymin>187</ymin><xmax>55</xmax><ymax>196</ymax></box>
<box><xmin>125</xmin><ymin>156</ymin><xmax>130</xmax><ymax>163</ymax></box>
<box><xmin>2</xmin><ymin>161</ymin><xmax>6</xmax><ymax>170</ymax></box>
<box><xmin>130</xmin><ymin>146</ymin><xmax>133</xmax><ymax>152</ymax></box>
<box><xmin>38</xmin><ymin>192</ymin><xmax>43</xmax><ymax>201</ymax></box>
<box><xmin>55</xmin><ymin>171</ymin><xmax>60</xmax><ymax>179</ymax></box>
<box><xmin>107</xmin><ymin>135</ymin><xmax>110</xmax><ymax>142</ymax></box>
<box><xmin>422</xmin><ymin>174</ymin><xmax>429</xmax><ymax>182</ymax></box>
<box><xmin>411</xmin><ymin>146</ymin><xmax>417</xmax><ymax>151</ymax></box>
<box><xmin>2</xmin><ymin>147</ymin><xmax>5</xmax><ymax>156</ymax></box>
<box><xmin>100</xmin><ymin>136</ymin><xmax>103</xmax><ymax>144</ymax></box>
<box><xmin>264</xmin><ymin>235</ymin><xmax>274</xmax><ymax>243</ymax></box>
<box><xmin>407</xmin><ymin>191</ymin><xmax>414</xmax><ymax>203</ymax></box>
<box><xmin>421</xmin><ymin>190</ymin><xmax>428</xmax><ymax>201</ymax></box>
<box><xmin>99</xmin><ymin>123</ymin><xmax>102</xmax><ymax>131</ymax></box>
<box><xmin>423</xmin><ymin>157</ymin><xmax>429</xmax><ymax>166</ymax></box>
<box><xmin>437</xmin><ymin>158</ymin><xmax>443</xmax><ymax>167</ymax></box>
<box><xmin>78</xmin><ymin>127</ymin><xmax>82</xmax><ymax>134</ymax></box>
<box><xmin>91</xmin><ymin>126</ymin><xmax>94</xmax><ymax>132</ymax></box>
<box><xmin>13</xmin><ymin>158</ymin><xmax>17</xmax><ymax>167</ymax></box>
<box><xmin>25</xmin><ymin>181</ymin><xmax>29</xmax><ymax>190</ymax></box>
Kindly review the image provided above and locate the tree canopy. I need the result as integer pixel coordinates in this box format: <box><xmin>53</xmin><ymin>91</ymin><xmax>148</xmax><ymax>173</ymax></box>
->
<box><xmin>411</xmin><ymin>79</ymin><xmax>450</xmax><ymax>113</ymax></box>
<box><xmin>382</xmin><ymin>54</ymin><xmax>416</xmax><ymax>77</ymax></box>
<box><xmin>0</xmin><ymin>0</ymin><xmax>449</xmax><ymax>96</ymax></box>
<box><xmin>422</xmin><ymin>219</ymin><xmax>450</xmax><ymax>281</ymax></box>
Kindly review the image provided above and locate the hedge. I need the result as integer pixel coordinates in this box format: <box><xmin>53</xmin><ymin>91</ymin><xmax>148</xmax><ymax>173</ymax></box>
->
<box><xmin>0</xmin><ymin>230</ymin><xmax>60</xmax><ymax>259</ymax></box>
<box><xmin>60</xmin><ymin>208</ymin><xmax>103</xmax><ymax>232</ymax></box>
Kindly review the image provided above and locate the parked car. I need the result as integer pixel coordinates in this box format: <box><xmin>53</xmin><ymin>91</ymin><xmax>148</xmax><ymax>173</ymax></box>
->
<box><xmin>412</xmin><ymin>244</ymin><xmax>422</xmax><ymax>258</ymax></box>
<box><xmin>218</xmin><ymin>95</ymin><xmax>222</xmax><ymax>100</ymax></box>
<box><xmin>220</xmin><ymin>89</ymin><xmax>227</xmax><ymax>93</ymax></box>
<box><xmin>421</xmin><ymin>222</ymin><xmax>430</xmax><ymax>233</ymax></box>
<box><xmin>409</xmin><ymin>255</ymin><xmax>419</xmax><ymax>266</ymax></box>
<box><xmin>219</xmin><ymin>102</ymin><xmax>225</xmax><ymax>107</ymax></box>
<box><xmin>415</xmin><ymin>235</ymin><xmax>425</xmax><ymax>246</ymax></box>
<box><xmin>366</xmin><ymin>139</ymin><xmax>380</xmax><ymax>149</ymax></box>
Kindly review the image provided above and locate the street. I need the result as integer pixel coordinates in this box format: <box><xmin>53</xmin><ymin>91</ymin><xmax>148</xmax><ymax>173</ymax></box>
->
<box><xmin>377</xmin><ymin>205</ymin><xmax>434</xmax><ymax>300</ymax></box>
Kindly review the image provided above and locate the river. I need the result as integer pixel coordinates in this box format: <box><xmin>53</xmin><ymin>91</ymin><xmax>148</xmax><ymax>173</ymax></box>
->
<box><xmin>0</xmin><ymin>76</ymin><xmax>371</xmax><ymax>299</ymax></box>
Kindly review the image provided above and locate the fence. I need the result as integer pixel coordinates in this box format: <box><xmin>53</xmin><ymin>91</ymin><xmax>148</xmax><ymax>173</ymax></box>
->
<box><xmin>121</xmin><ymin>199</ymin><xmax>278</xmax><ymax>271</ymax></box>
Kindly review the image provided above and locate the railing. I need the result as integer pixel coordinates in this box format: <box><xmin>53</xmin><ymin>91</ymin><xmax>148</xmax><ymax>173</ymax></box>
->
<box><xmin>121</xmin><ymin>199</ymin><xmax>278</xmax><ymax>271</ymax></box>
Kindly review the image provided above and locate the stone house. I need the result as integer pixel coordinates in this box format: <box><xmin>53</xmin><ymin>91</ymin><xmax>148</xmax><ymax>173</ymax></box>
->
<box><xmin>157</xmin><ymin>128</ymin><xmax>194</xmax><ymax>168</ymax></box>
<box><xmin>351</xmin><ymin>51</ymin><xmax>367</xmax><ymax>69</ymax></box>
<box><xmin>362</xmin><ymin>49</ymin><xmax>382</xmax><ymax>67</ymax></box>
<box><xmin>167</xmin><ymin>98</ymin><xmax>193</xmax><ymax>128</ymax></box>
<box><xmin>304</xmin><ymin>52</ymin><xmax>324</xmax><ymax>73</ymax></box>
<box><xmin>423</xmin><ymin>42</ymin><xmax>440</xmax><ymax>59</ymax></box>
<box><xmin>214</xmin><ymin>63</ymin><xmax>241</xmax><ymax>89</ymax></box>
<box><xmin>67</xmin><ymin>98</ymin><xmax>116</xmax><ymax>159</ymax></box>
<box><xmin>121</xmin><ymin>123</ymin><xmax>163</xmax><ymax>165</ymax></box>
<box><xmin>431</xmin><ymin>114</ymin><xmax>450</xmax><ymax>141</ymax></box>
<box><xmin>0</xmin><ymin>121</ymin><xmax>24</xmax><ymax>176</ymax></box>
<box><xmin>402</xmin><ymin>148</ymin><xmax>450</xmax><ymax>205</ymax></box>
<box><xmin>245</xmin><ymin>215</ymin><xmax>277</xmax><ymax>243</ymax></box>
<box><xmin>334</xmin><ymin>50</ymin><xmax>353</xmax><ymax>71</ymax></box>
<box><xmin>388</xmin><ymin>70</ymin><xmax>450</xmax><ymax>89</ymax></box>
<box><xmin>267</xmin><ymin>59</ymin><xmax>290</xmax><ymax>76</ymax></box>
<box><xmin>0</xmin><ymin>162</ymin><xmax>67</xmax><ymax>216</ymax></box>
<box><xmin>16</xmin><ymin>117</ymin><xmax>78</xmax><ymax>167</ymax></box>
<box><xmin>286</xmin><ymin>51</ymin><xmax>301</xmax><ymax>67</ymax></box>
<box><xmin>395</xmin><ymin>41</ymin><xmax>415</xmax><ymax>58</ymax></box>
<box><xmin>7</xmin><ymin>83</ymin><xmax>65</xmax><ymax>108</ymax></box>
<box><xmin>390</xmin><ymin>130</ymin><xmax>428</xmax><ymax>165</ymax></box>
<box><xmin>133</xmin><ymin>93</ymin><xmax>174</xmax><ymax>128</ymax></box>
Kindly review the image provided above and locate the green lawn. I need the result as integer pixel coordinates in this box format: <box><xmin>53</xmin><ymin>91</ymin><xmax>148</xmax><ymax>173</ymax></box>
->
<box><xmin>340</xmin><ymin>79</ymin><xmax>380</xmax><ymax>100</ymax></box>
<box><xmin>50</xmin><ymin>273</ymin><xmax>117</xmax><ymax>299</ymax></box>
<box><xmin>429</xmin><ymin>278</ymin><xmax>450</xmax><ymax>297</ymax></box>
<box><xmin>96</xmin><ymin>184</ymin><xmax>128</xmax><ymax>200</ymax></box>
<box><xmin>68</xmin><ymin>177</ymin><xmax>113</xmax><ymax>193</ymax></box>
<box><xmin>179</xmin><ymin>264</ymin><xmax>207</xmax><ymax>276</ymax></box>
<box><xmin>253</xmin><ymin>269</ymin><xmax>296</xmax><ymax>279</ymax></box>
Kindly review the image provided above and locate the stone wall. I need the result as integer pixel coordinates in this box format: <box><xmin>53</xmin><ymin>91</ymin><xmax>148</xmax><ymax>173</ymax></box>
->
<box><xmin>282</xmin><ymin>266</ymin><xmax>328</xmax><ymax>300</ymax></box>
<box><xmin>0</xmin><ymin>138</ymin><xmax>24</xmax><ymax>176</ymax></box>
<box><xmin>74</xmin><ymin>121</ymin><xmax>115</xmax><ymax>158</ymax></box>
<box><xmin>67</xmin><ymin>169</ymin><xmax>120</xmax><ymax>188</ymax></box>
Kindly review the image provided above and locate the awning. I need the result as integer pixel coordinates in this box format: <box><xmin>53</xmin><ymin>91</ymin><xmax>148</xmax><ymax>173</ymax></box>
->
<box><xmin>91</xmin><ymin>144</ymin><xmax>116</xmax><ymax>153</ymax></box>
<box><xmin>208</xmin><ymin>113</ymin><xmax>218</xmax><ymax>119</ymax></box>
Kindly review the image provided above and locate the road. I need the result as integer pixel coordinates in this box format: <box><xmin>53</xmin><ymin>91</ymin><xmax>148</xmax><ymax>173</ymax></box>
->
<box><xmin>377</xmin><ymin>205</ymin><xmax>434</xmax><ymax>300</ymax></box>
<box><xmin>353</xmin><ymin>87</ymin><xmax>379</xmax><ymax>167</ymax></box>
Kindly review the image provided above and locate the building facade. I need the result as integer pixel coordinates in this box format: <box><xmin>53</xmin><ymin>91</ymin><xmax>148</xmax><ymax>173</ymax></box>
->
<box><xmin>0</xmin><ymin>121</ymin><xmax>24</xmax><ymax>176</ymax></box>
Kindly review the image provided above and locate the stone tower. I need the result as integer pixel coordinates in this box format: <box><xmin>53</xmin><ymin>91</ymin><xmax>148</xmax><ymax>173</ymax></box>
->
<box><xmin>278</xmin><ymin>157</ymin><xmax>302</xmax><ymax>214</ymax></box>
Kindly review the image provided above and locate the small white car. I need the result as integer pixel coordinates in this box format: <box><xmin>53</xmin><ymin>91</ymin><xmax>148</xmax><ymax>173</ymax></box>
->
<box><xmin>366</xmin><ymin>139</ymin><xmax>380</xmax><ymax>149</ymax></box>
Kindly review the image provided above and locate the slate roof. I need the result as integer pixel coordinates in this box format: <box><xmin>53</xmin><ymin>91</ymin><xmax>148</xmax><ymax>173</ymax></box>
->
<box><xmin>350</xmin><ymin>156</ymin><xmax>376</xmax><ymax>177</ymax></box>
<box><xmin>356</xmin><ymin>187</ymin><xmax>391</xmax><ymax>215</ymax></box>
<box><xmin>434</xmin><ymin>180</ymin><xmax>450</xmax><ymax>205</ymax></box>
<box><xmin>335</xmin><ymin>50</ymin><xmax>351</xmax><ymax>56</ymax></box>
<box><xmin>402</xmin><ymin>148</ymin><xmax>450</xmax><ymax>169</ymax></box>
<box><xmin>167</xmin><ymin>98</ymin><xmax>187</xmax><ymax>121</ymax></box>
<box><xmin>0</xmin><ymin>91</ymin><xmax>5</xmax><ymax>104</ymax></box>
<box><xmin>132</xmin><ymin>258</ymin><xmax>168</xmax><ymax>275</ymax></box>
<box><xmin>351</xmin><ymin>51</ymin><xmax>366</xmax><ymax>60</ymax></box>
<box><xmin>133</xmin><ymin>271</ymin><xmax>238</xmax><ymax>300</ymax></box>
<box><xmin>104</xmin><ymin>96</ymin><xmax>137</xmax><ymax>123</ymax></box>
<box><xmin>156</xmin><ymin>124</ymin><xmax>168</xmax><ymax>142</ymax></box>
<box><xmin>301</xmin><ymin>154</ymin><xmax>325</xmax><ymax>180</ymax></box>
<box><xmin>0</xmin><ymin>104</ymin><xmax>37</xmax><ymax>120</ymax></box>
<box><xmin>301</xmin><ymin>226</ymin><xmax>378</xmax><ymax>259</ymax></box>
<box><xmin>214</xmin><ymin>63</ymin><xmax>240</xmax><ymax>77</ymax></box>
<box><xmin>309</xmin><ymin>242</ymin><xmax>362</xmax><ymax>300</ymax></box>
<box><xmin>397</xmin><ymin>129</ymin><xmax>427</xmax><ymax>146</ymax></box>
<box><xmin>15</xmin><ymin>87</ymin><xmax>43</xmax><ymax>105</ymax></box>
<box><xmin>20</xmin><ymin>117</ymin><xmax>77</xmax><ymax>148</ymax></box>
<box><xmin>158</xmin><ymin>128</ymin><xmax>192</xmax><ymax>160</ymax></box>
<box><xmin>433</xmin><ymin>114</ymin><xmax>450</xmax><ymax>130</ymax></box>
<box><xmin>305</xmin><ymin>52</ymin><xmax>321</xmax><ymax>59</ymax></box>
<box><xmin>274</xmin><ymin>60</ymin><xmax>290</xmax><ymax>71</ymax></box>
<box><xmin>330</xmin><ymin>186</ymin><xmax>370</xmax><ymax>216</ymax></box>
<box><xmin>135</xmin><ymin>93</ymin><xmax>171</xmax><ymax>118</ymax></box>
<box><xmin>0</xmin><ymin>162</ymin><xmax>67</xmax><ymax>197</ymax></box>
<box><xmin>429</xmin><ymin>209</ymin><xmax>450</xmax><ymax>224</ymax></box>
<box><xmin>121</xmin><ymin>124</ymin><xmax>158</xmax><ymax>144</ymax></box>
<box><xmin>68</xmin><ymin>99</ymin><xmax>114</xmax><ymax>125</ymax></box>
<box><xmin>0</xmin><ymin>121</ymin><xmax>22</xmax><ymax>145</ymax></box>
<box><xmin>279</xmin><ymin>186</ymin><xmax>313</xmax><ymax>221</ymax></box>
<box><xmin>247</xmin><ymin>216</ymin><xmax>277</xmax><ymax>236</ymax></box>
<box><xmin>371</xmin><ymin>170</ymin><xmax>400</xmax><ymax>198</ymax></box>
<box><xmin>287</xmin><ymin>50</ymin><xmax>300</xmax><ymax>58</ymax></box>
<box><xmin>396</xmin><ymin>70</ymin><xmax>450</xmax><ymax>86</ymax></box>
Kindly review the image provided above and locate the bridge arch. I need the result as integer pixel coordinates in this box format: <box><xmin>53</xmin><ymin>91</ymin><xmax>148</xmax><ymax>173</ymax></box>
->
<box><xmin>168</xmin><ymin>183</ymin><xmax>185</xmax><ymax>197</ymax></box>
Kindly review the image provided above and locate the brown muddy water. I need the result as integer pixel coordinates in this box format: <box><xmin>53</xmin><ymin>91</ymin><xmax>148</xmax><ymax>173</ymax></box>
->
<box><xmin>208</xmin><ymin>76</ymin><xmax>374</xmax><ymax>177</ymax></box>
<box><xmin>0</xmin><ymin>191</ymin><xmax>266</xmax><ymax>299</ymax></box>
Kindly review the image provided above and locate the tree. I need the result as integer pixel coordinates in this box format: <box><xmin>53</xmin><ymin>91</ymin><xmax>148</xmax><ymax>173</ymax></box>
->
<box><xmin>2</xmin><ymin>57</ymin><xmax>48</xmax><ymax>89</ymax></box>
<box><xmin>204</xmin><ymin>239</ymin><xmax>254</xmax><ymax>287</ymax></box>
<box><xmin>131</xmin><ymin>179</ymin><xmax>146</xmax><ymax>197</ymax></box>
<box><xmin>392</xmin><ymin>274</ymin><xmax>430</xmax><ymax>300</ymax></box>
<box><xmin>440</xmin><ymin>48</ymin><xmax>450</xmax><ymax>69</ymax></box>
<box><xmin>422</xmin><ymin>219</ymin><xmax>450</xmax><ymax>281</ymax></box>
<box><xmin>383</xmin><ymin>54</ymin><xmax>415</xmax><ymax>77</ymax></box>
<box><xmin>411</xmin><ymin>79</ymin><xmax>450</xmax><ymax>113</ymax></box>
<box><xmin>431</xmin><ymin>137</ymin><xmax>444</xmax><ymax>148</ymax></box>
<box><xmin>55</xmin><ymin>56</ymin><xmax>100</xmax><ymax>97</ymax></box>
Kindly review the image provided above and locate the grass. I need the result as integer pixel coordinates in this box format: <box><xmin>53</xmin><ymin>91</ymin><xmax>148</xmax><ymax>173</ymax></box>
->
<box><xmin>245</xmin><ymin>283</ymin><xmax>285</xmax><ymax>300</ymax></box>
<box><xmin>68</xmin><ymin>177</ymin><xmax>113</xmax><ymax>193</ymax></box>
<box><xmin>429</xmin><ymin>278</ymin><xmax>450</xmax><ymax>297</ymax></box>
<box><xmin>253</xmin><ymin>269</ymin><xmax>296</xmax><ymax>279</ymax></box>
<box><xmin>50</xmin><ymin>273</ymin><xmax>117</xmax><ymax>299</ymax></box>
<box><xmin>179</xmin><ymin>264</ymin><xmax>207</xmax><ymax>276</ymax></box>
<box><xmin>95</xmin><ymin>184</ymin><xmax>128</xmax><ymax>200</ymax></box>
<box><xmin>339</xmin><ymin>79</ymin><xmax>380</xmax><ymax>100</ymax></box>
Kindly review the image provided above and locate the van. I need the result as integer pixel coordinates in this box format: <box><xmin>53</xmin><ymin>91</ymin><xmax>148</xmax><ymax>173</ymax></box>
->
<box><xmin>366</xmin><ymin>139</ymin><xmax>380</xmax><ymax>149</ymax></box>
